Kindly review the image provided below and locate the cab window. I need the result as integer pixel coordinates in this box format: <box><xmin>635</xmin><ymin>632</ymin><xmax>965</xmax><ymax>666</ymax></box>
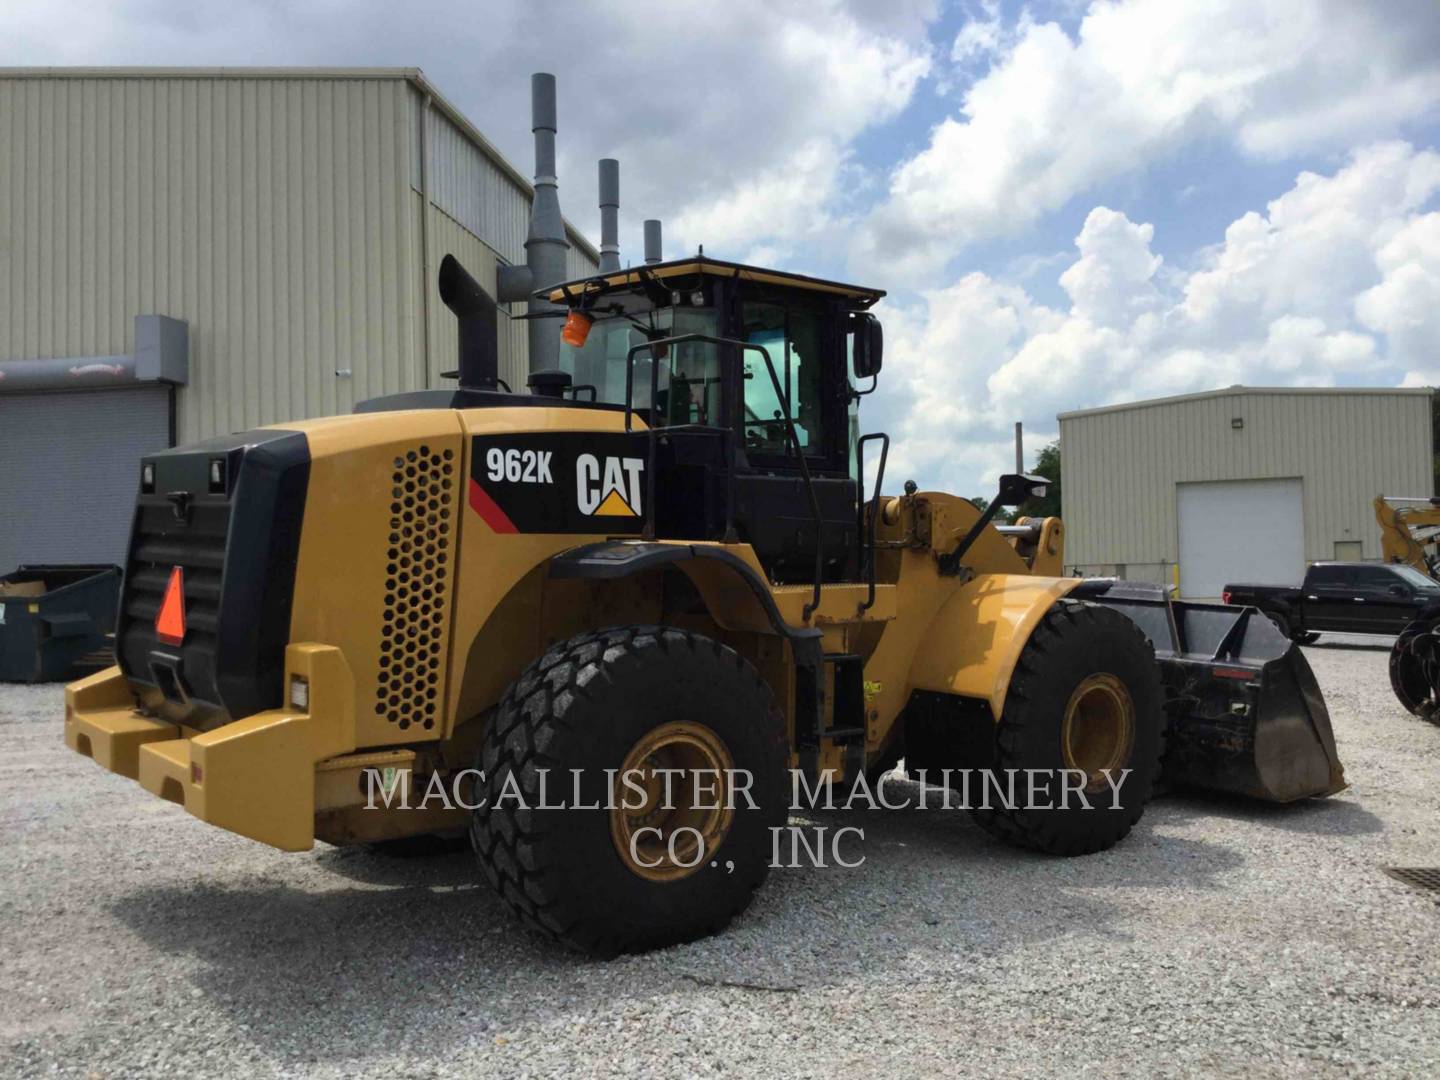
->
<box><xmin>741</xmin><ymin>302</ymin><xmax>826</xmax><ymax>456</ymax></box>
<box><xmin>1309</xmin><ymin>565</ymin><xmax>1354</xmax><ymax>587</ymax></box>
<box><xmin>560</xmin><ymin>304</ymin><xmax>719</xmax><ymax>423</ymax></box>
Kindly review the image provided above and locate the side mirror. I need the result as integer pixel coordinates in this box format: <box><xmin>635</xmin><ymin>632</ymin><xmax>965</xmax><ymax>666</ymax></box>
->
<box><xmin>1389</xmin><ymin>583</ymin><xmax>1410</xmax><ymax>597</ymax></box>
<box><xmin>853</xmin><ymin>313</ymin><xmax>883</xmax><ymax>379</ymax></box>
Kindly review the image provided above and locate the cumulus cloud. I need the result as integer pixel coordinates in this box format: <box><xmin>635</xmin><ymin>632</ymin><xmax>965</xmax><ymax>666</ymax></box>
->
<box><xmin>878</xmin><ymin>143</ymin><xmax>1440</xmax><ymax>494</ymax></box>
<box><xmin>1356</xmin><ymin>213</ymin><xmax>1440</xmax><ymax>383</ymax></box>
<box><xmin>857</xmin><ymin>0</ymin><xmax>1440</xmax><ymax>280</ymax></box>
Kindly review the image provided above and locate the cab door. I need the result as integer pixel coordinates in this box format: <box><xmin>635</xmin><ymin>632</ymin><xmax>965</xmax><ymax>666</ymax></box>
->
<box><xmin>1303</xmin><ymin>564</ymin><xmax>1360</xmax><ymax>631</ymax></box>
<box><xmin>1354</xmin><ymin>565</ymin><xmax>1430</xmax><ymax>634</ymax></box>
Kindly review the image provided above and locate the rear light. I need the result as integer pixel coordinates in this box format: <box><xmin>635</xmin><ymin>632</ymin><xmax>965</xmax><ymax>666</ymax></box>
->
<box><xmin>1222</xmin><ymin>590</ymin><xmax>1232</xmax><ymax>605</ymax></box>
<box><xmin>141</xmin><ymin>462</ymin><xmax>155</xmax><ymax>493</ymax></box>
<box><xmin>289</xmin><ymin>675</ymin><xmax>310</xmax><ymax>710</ymax></box>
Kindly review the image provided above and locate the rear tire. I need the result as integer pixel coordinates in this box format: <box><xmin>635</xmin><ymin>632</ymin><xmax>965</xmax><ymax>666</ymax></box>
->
<box><xmin>471</xmin><ymin>625</ymin><xmax>789</xmax><ymax>956</ymax></box>
<box><xmin>970</xmin><ymin>600</ymin><xmax>1165</xmax><ymax>856</ymax></box>
<box><xmin>1263</xmin><ymin>610</ymin><xmax>1292</xmax><ymax>639</ymax></box>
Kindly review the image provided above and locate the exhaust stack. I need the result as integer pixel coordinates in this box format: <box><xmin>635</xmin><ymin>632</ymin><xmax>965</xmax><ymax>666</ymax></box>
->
<box><xmin>438</xmin><ymin>255</ymin><xmax>499</xmax><ymax>390</ymax></box>
<box><xmin>598</xmin><ymin>159</ymin><xmax>621</xmax><ymax>273</ymax></box>
<box><xmin>496</xmin><ymin>73</ymin><xmax>571</xmax><ymax>374</ymax></box>
<box><xmin>643</xmin><ymin>219</ymin><xmax>663</xmax><ymax>265</ymax></box>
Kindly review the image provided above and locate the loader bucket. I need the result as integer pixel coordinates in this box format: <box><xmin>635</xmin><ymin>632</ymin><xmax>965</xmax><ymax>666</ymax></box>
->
<box><xmin>1075</xmin><ymin>581</ymin><xmax>1346</xmax><ymax>802</ymax></box>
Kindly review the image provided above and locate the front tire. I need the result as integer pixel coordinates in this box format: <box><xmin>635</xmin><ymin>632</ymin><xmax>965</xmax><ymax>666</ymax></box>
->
<box><xmin>471</xmin><ymin>626</ymin><xmax>789</xmax><ymax>956</ymax></box>
<box><xmin>970</xmin><ymin>600</ymin><xmax>1166</xmax><ymax>856</ymax></box>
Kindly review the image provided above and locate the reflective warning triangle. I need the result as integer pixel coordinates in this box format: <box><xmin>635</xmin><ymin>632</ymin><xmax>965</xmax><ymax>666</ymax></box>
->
<box><xmin>155</xmin><ymin>566</ymin><xmax>187</xmax><ymax>646</ymax></box>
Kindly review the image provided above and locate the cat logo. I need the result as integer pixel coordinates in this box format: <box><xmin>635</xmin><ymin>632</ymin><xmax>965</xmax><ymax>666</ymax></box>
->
<box><xmin>576</xmin><ymin>453</ymin><xmax>645</xmax><ymax>517</ymax></box>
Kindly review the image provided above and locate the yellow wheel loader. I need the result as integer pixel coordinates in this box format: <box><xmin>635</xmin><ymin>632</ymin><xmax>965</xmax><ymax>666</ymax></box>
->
<box><xmin>64</xmin><ymin>254</ymin><xmax>1344</xmax><ymax>956</ymax></box>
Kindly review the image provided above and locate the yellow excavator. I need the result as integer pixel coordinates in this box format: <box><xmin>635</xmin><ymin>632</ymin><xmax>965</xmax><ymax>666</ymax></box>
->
<box><xmin>1374</xmin><ymin>494</ymin><xmax>1440</xmax><ymax>578</ymax></box>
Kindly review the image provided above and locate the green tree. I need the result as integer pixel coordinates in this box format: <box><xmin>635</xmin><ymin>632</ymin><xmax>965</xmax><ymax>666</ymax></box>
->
<box><xmin>970</xmin><ymin>494</ymin><xmax>1014</xmax><ymax>524</ymax></box>
<box><xmin>1021</xmin><ymin>440</ymin><xmax>1062</xmax><ymax>518</ymax></box>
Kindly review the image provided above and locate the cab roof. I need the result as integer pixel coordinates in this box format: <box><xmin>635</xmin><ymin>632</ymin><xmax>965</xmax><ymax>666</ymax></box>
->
<box><xmin>542</xmin><ymin>255</ymin><xmax>886</xmax><ymax>309</ymax></box>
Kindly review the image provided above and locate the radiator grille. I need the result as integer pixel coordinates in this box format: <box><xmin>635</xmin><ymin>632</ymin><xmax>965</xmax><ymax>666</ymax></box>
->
<box><xmin>119</xmin><ymin>498</ymin><xmax>230</xmax><ymax>704</ymax></box>
<box><xmin>376</xmin><ymin>444</ymin><xmax>455</xmax><ymax>731</ymax></box>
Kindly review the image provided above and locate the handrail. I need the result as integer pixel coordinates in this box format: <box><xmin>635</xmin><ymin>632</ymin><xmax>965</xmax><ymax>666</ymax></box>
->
<box><xmin>855</xmin><ymin>433</ymin><xmax>889</xmax><ymax>614</ymax></box>
<box><xmin>623</xmin><ymin>332</ymin><xmax>825</xmax><ymax>621</ymax></box>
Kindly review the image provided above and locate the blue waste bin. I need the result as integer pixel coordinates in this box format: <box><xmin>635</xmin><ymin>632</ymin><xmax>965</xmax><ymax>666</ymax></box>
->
<box><xmin>0</xmin><ymin>565</ymin><xmax>121</xmax><ymax>682</ymax></box>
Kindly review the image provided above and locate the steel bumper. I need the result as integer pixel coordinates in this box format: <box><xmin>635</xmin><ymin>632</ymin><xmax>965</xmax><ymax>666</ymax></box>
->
<box><xmin>63</xmin><ymin>643</ymin><xmax>358</xmax><ymax>851</ymax></box>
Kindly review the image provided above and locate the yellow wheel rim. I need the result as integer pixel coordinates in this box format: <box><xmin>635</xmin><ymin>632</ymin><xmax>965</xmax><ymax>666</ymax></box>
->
<box><xmin>610</xmin><ymin>721</ymin><xmax>735</xmax><ymax>883</ymax></box>
<box><xmin>1061</xmin><ymin>673</ymin><xmax>1136</xmax><ymax>792</ymax></box>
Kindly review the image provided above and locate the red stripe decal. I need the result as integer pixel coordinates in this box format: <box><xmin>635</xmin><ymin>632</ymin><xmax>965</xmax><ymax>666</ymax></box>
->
<box><xmin>468</xmin><ymin>478</ymin><xmax>518</xmax><ymax>534</ymax></box>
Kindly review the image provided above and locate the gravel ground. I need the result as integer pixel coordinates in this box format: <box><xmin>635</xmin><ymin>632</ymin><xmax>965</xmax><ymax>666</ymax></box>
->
<box><xmin>2</xmin><ymin>635</ymin><xmax>1438</xmax><ymax>1078</ymax></box>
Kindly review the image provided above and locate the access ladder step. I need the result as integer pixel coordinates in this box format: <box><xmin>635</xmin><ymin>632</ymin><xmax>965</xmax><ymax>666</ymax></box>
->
<box><xmin>822</xmin><ymin>653</ymin><xmax>866</xmax><ymax>742</ymax></box>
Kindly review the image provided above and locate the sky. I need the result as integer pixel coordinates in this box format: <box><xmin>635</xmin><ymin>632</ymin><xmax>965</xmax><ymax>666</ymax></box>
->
<box><xmin>3</xmin><ymin>0</ymin><xmax>1439</xmax><ymax>497</ymax></box>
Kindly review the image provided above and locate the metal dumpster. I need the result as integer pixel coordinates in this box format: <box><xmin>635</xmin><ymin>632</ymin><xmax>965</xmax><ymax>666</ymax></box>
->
<box><xmin>0</xmin><ymin>565</ymin><xmax>121</xmax><ymax>682</ymax></box>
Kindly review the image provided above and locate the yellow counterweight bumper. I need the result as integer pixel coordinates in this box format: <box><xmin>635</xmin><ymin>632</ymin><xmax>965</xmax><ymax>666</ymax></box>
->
<box><xmin>63</xmin><ymin>643</ymin><xmax>358</xmax><ymax>851</ymax></box>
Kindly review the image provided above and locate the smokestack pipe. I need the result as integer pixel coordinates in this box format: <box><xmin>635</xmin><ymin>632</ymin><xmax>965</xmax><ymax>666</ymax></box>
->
<box><xmin>496</xmin><ymin>74</ymin><xmax>572</xmax><ymax>375</ymax></box>
<box><xmin>523</xmin><ymin>73</ymin><xmax>570</xmax><ymax>374</ymax></box>
<box><xmin>598</xmin><ymin>159</ymin><xmax>621</xmax><ymax>273</ymax></box>
<box><xmin>438</xmin><ymin>255</ymin><xmax>499</xmax><ymax>389</ymax></box>
<box><xmin>643</xmin><ymin>219</ymin><xmax>663</xmax><ymax>265</ymax></box>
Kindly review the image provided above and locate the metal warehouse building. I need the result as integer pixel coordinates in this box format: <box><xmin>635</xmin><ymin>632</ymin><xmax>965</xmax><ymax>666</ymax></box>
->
<box><xmin>0</xmin><ymin>67</ymin><xmax>599</xmax><ymax>568</ymax></box>
<box><xmin>1059</xmin><ymin>386</ymin><xmax>1435</xmax><ymax>598</ymax></box>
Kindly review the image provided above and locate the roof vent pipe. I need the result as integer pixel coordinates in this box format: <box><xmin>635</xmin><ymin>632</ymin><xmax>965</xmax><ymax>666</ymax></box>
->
<box><xmin>438</xmin><ymin>255</ymin><xmax>500</xmax><ymax>390</ymax></box>
<box><xmin>598</xmin><ymin>159</ymin><xmax>621</xmax><ymax>273</ymax></box>
<box><xmin>496</xmin><ymin>73</ymin><xmax>571</xmax><ymax>374</ymax></box>
<box><xmin>643</xmin><ymin>219</ymin><xmax>663</xmax><ymax>265</ymax></box>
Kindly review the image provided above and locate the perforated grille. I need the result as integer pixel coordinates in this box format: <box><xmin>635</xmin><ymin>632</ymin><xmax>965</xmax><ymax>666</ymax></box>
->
<box><xmin>376</xmin><ymin>444</ymin><xmax>455</xmax><ymax>730</ymax></box>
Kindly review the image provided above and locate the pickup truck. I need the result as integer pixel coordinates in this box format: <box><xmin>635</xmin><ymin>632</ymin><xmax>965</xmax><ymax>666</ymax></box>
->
<box><xmin>1223</xmin><ymin>561</ymin><xmax>1440</xmax><ymax>641</ymax></box>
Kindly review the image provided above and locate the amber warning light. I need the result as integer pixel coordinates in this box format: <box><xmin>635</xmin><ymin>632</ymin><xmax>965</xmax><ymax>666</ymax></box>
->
<box><xmin>156</xmin><ymin>566</ymin><xmax>187</xmax><ymax>646</ymax></box>
<box><xmin>561</xmin><ymin>310</ymin><xmax>593</xmax><ymax>348</ymax></box>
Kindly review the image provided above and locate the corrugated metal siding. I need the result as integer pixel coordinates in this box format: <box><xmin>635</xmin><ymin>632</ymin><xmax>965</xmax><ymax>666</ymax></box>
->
<box><xmin>1</xmin><ymin>72</ymin><xmax>601</xmax><ymax>445</ymax></box>
<box><xmin>413</xmin><ymin>88</ymin><xmax>597</xmax><ymax>276</ymax></box>
<box><xmin>426</xmin><ymin>105</ymin><xmax>529</xmax><ymax>265</ymax></box>
<box><xmin>0</xmin><ymin>75</ymin><xmax>420</xmax><ymax>443</ymax></box>
<box><xmin>564</xmin><ymin>239</ymin><xmax>595</xmax><ymax>283</ymax></box>
<box><xmin>1060</xmin><ymin>390</ymin><xmax>1433</xmax><ymax>575</ymax></box>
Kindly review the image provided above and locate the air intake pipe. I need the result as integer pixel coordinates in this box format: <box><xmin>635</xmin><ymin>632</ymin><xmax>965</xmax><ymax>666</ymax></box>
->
<box><xmin>438</xmin><ymin>254</ymin><xmax>500</xmax><ymax>390</ymax></box>
<box><xmin>643</xmin><ymin>219</ymin><xmax>663</xmax><ymax>264</ymax></box>
<box><xmin>598</xmin><ymin>158</ymin><xmax>621</xmax><ymax>273</ymax></box>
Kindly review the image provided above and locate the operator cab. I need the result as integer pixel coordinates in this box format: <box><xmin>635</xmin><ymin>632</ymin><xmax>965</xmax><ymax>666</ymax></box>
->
<box><xmin>545</xmin><ymin>257</ymin><xmax>886</xmax><ymax>585</ymax></box>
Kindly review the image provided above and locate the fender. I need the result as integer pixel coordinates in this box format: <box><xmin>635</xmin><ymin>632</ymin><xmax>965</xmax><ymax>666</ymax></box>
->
<box><xmin>548</xmin><ymin>540</ymin><xmax>822</xmax><ymax>656</ymax></box>
<box><xmin>907</xmin><ymin>573</ymin><xmax>1083</xmax><ymax>720</ymax></box>
<box><xmin>1259</xmin><ymin>598</ymin><xmax>1295</xmax><ymax>629</ymax></box>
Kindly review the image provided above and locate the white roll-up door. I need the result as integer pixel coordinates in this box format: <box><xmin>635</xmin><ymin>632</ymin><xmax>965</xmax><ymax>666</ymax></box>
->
<box><xmin>1177</xmin><ymin>478</ymin><xmax>1304</xmax><ymax>599</ymax></box>
<box><xmin>0</xmin><ymin>387</ymin><xmax>172</xmax><ymax>569</ymax></box>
